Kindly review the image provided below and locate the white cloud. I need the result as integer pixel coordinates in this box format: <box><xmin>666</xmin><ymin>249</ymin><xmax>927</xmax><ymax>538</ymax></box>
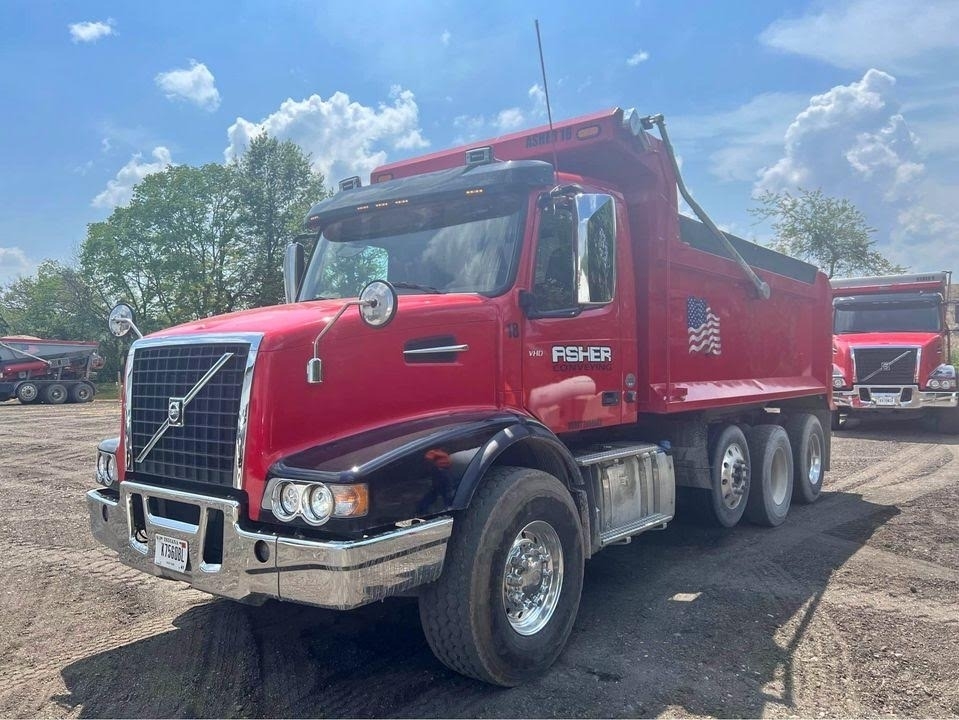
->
<box><xmin>92</xmin><ymin>146</ymin><xmax>174</xmax><ymax>209</ymax></box>
<box><xmin>155</xmin><ymin>60</ymin><xmax>221</xmax><ymax>112</ymax></box>
<box><xmin>626</xmin><ymin>50</ymin><xmax>650</xmax><ymax>66</ymax></box>
<box><xmin>669</xmin><ymin>92</ymin><xmax>810</xmax><ymax>182</ymax></box>
<box><xmin>440</xmin><ymin>30</ymin><xmax>451</xmax><ymax>46</ymax></box>
<box><xmin>756</xmin><ymin>69</ymin><xmax>959</xmax><ymax>272</ymax></box>
<box><xmin>69</xmin><ymin>19</ymin><xmax>115</xmax><ymax>43</ymax></box>
<box><xmin>760</xmin><ymin>0</ymin><xmax>959</xmax><ymax>72</ymax></box>
<box><xmin>224</xmin><ymin>87</ymin><xmax>428</xmax><ymax>184</ymax></box>
<box><xmin>452</xmin><ymin>84</ymin><xmax>547</xmax><ymax>142</ymax></box>
<box><xmin>0</xmin><ymin>247</ymin><xmax>34</xmax><ymax>285</ymax></box>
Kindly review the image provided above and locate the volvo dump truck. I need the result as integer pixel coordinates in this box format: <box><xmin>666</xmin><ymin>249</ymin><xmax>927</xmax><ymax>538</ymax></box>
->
<box><xmin>831</xmin><ymin>272</ymin><xmax>958</xmax><ymax>431</ymax></box>
<box><xmin>87</xmin><ymin>108</ymin><xmax>833</xmax><ymax>686</ymax></box>
<box><xmin>0</xmin><ymin>336</ymin><xmax>101</xmax><ymax>404</ymax></box>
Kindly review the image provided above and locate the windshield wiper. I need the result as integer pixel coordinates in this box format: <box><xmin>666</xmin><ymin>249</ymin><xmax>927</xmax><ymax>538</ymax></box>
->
<box><xmin>391</xmin><ymin>282</ymin><xmax>443</xmax><ymax>294</ymax></box>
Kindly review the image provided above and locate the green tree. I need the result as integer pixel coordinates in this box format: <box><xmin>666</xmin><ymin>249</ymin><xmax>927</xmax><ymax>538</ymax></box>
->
<box><xmin>751</xmin><ymin>188</ymin><xmax>906</xmax><ymax>278</ymax></box>
<box><xmin>80</xmin><ymin>163</ymin><xmax>247</xmax><ymax>330</ymax></box>
<box><xmin>235</xmin><ymin>134</ymin><xmax>327</xmax><ymax>306</ymax></box>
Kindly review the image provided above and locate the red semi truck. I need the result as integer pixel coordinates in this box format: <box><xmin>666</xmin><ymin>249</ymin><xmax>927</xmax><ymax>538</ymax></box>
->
<box><xmin>87</xmin><ymin>108</ymin><xmax>833</xmax><ymax>686</ymax></box>
<box><xmin>831</xmin><ymin>272</ymin><xmax>958</xmax><ymax>432</ymax></box>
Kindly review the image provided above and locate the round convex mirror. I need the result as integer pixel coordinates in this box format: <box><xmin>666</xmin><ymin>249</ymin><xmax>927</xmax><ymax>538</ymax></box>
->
<box><xmin>108</xmin><ymin>303</ymin><xmax>135</xmax><ymax>337</ymax></box>
<box><xmin>358</xmin><ymin>280</ymin><xmax>398</xmax><ymax>328</ymax></box>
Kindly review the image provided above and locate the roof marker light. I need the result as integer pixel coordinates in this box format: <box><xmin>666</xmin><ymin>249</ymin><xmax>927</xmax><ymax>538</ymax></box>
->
<box><xmin>338</xmin><ymin>176</ymin><xmax>362</xmax><ymax>192</ymax></box>
<box><xmin>465</xmin><ymin>146</ymin><xmax>494</xmax><ymax>167</ymax></box>
<box><xmin>375</xmin><ymin>173</ymin><xmax>393</xmax><ymax>183</ymax></box>
<box><xmin>576</xmin><ymin>125</ymin><xmax>600</xmax><ymax>140</ymax></box>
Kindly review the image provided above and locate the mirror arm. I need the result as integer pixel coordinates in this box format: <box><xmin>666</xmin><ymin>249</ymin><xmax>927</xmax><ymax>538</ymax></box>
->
<box><xmin>121</xmin><ymin>318</ymin><xmax>144</xmax><ymax>339</ymax></box>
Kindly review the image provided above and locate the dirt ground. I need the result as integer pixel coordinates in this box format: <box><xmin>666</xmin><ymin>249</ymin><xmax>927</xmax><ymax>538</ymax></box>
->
<box><xmin>0</xmin><ymin>401</ymin><xmax>956</xmax><ymax>718</ymax></box>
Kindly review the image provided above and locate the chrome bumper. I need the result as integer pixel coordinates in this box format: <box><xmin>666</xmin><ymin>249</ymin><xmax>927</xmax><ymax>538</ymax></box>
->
<box><xmin>834</xmin><ymin>385</ymin><xmax>958</xmax><ymax>411</ymax></box>
<box><xmin>86</xmin><ymin>481</ymin><xmax>452</xmax><ymax>610</ymax></box>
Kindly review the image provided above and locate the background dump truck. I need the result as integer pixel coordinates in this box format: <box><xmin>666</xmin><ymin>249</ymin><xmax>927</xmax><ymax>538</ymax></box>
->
<box><xmin>831</xmin><ymin>272</ymin><xmax>959</xmax><ymax>432</ymax></box>
<box><xmin>87</xmin><ymin>107</ymin><xmax>833</xmax><ymax>686</ymax></box>
<box><xmin>0</xmin><ymin>336</ymin><xmax>101</xmax><ymax>404</ymax></box>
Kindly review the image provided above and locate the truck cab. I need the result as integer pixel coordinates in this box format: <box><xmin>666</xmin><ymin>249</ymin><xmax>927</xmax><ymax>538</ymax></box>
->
<box><xmin>831</xmin><ymin>273</ymin><xmax>958</xmax><ymax>431</ymax></box>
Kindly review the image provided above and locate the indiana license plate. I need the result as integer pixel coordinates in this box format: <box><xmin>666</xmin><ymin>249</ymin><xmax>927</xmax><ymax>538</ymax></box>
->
<box><xmin>874</xmin><ymin>394</ymin><xmax>898</xmax><ymax>406</ymax></box>
<box><xmin>154</xmin><ymin>533</ymin><xmax>188</xmax><ymax>572</ymax></box>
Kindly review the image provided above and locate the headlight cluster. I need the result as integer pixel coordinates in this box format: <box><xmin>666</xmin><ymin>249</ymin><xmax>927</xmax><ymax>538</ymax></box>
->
<box><xmin>270</xmin><ymin>480</ymin><xmax>368</xmax><ymax>526</ymax></box>
<box><xmin>95</xmin><ymin>450</ymin><xmax>119</xmax><ymax>487</ymax></box>
<box><xmin>832</xmin><ymin>363</ymin><xmax>847</xmax><ymax>389</ymax></box>
<box><xmin>927</xmin><ymin>364</ymin><xmax>957</xmax><ymax>391</ymax></box>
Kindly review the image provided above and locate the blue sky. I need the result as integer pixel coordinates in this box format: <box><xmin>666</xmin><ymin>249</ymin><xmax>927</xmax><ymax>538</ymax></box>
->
<box><xmin>1</xmin><ymin>0</ymin><xmax>957</xmax><ymax>285</ymax></box>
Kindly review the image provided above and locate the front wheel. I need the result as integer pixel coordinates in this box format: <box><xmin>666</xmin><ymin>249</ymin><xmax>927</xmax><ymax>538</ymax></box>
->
<box><xmin>16</xmin><ymin>382</ymin><xmax>39</xmax><ymax>404</ymax></box>
<box><xmin>418</xmin><ymin>466</ymin><xmax>584</xmax><ymax>686</ymax></box>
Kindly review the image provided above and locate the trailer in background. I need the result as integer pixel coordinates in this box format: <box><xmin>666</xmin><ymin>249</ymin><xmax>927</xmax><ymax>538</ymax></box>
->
<box><xmin>0</xmin><ymin>336</ymin><xmax>102</xmax><ymax>404</ymax></box>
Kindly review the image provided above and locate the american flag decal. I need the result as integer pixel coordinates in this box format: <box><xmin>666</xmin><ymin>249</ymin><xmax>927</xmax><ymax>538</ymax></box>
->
<box><xmin>687</xmin><ymin>297</ymin><xmax>722</xmax><ymax>355</ymax></box>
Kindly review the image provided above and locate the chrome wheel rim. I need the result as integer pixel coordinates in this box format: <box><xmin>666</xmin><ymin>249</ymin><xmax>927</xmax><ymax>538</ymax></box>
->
<box><xmin>807</xmin><ymin>433</ymin><xmax>822</xmax><ymax>486</ymax></box>
<box><xmin>720</xmin><ymin>443</ymin><xmax>748</xmax><ymax>510</ymax></box>
<box><xmin>502</xmin><ymin>520</ymin><xmax>563</xmax><ymax>636</ymax></box>
<box><xmin>19</xmin><ymin>385</ymin><xmax>37</xmax><ymax>402</ymax></box>
<box><xmin>770</xmin><ymin>446</ymin><xmax>790</xmax><ymax>506</ymax></box>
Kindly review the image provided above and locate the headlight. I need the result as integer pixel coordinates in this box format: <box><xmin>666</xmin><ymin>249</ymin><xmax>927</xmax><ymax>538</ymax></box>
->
<box><xmin>278</xmin><ymin>483</ymin><xmax>301</xmax><ymax>518</ymax></box>
<box><xmin>930</xmin><ymin>379</ymin><xmax>941</xmax><ymax>389</ymax></box>
<box><xmin>927</xmin><ymin>364</ymin><xmax>957</xmax><ymax>391</ymax></box>
<box><xmin>96</xmin><ymin>450</ymin><xmax>118</xmax><ymax>487</ymax></box>
<box><xmin>832</xmin><ymin>376</ymin><xmax>845</xmax><ymax>389</ymax></box>
<box><xmin>267</xmin><ymin>479</ymin><xmax>368</xmax><ymax>523</ymax></box>
<box><xmin>303</xmin><ymin>484</ymin><xmax>335</xmax><ymax>524</ymax></box>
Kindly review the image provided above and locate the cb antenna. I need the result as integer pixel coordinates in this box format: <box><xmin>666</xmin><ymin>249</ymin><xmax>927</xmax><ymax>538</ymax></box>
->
<box><xmin>534</xmin><ymin>19</ymin><xmax>560</xmax><ymax>183</ymax></box>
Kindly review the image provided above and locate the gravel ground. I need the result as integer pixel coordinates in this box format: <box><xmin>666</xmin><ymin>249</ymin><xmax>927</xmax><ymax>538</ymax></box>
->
<box><xmin>0</xmin><ymin>403</ymin><xmax>956</xmax><ymax>718</ymax></box>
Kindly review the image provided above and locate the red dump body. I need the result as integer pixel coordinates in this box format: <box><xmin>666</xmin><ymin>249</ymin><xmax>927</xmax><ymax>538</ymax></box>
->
<box><xmin>375</xmin><ymin>108</ymin><xmax>833</xmax><ymax>417</ymax></box>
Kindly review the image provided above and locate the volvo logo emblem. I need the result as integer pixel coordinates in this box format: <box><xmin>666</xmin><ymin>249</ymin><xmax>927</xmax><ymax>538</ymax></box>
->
<box><xmin>880</xmin><ymin>361</ymin><xmax>892</xmax><ymax>371</ymax></box>
<box><xmin>168</xmin><ymin>397</ymin><xmax>185</xmax><ymax>427</ymax></box>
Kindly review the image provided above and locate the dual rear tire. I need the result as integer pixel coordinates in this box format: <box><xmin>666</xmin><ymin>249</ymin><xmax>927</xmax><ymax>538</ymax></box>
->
<box><xmin>701</xmin><ymin>413</ymin><xmax>825</xmax><ymax>528</ymax></box>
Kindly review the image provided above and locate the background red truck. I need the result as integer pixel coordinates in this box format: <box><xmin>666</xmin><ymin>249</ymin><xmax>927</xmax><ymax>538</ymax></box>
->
<box><xmin>87</xmin><ymin>107</ymin><xmax>833</xmax><ymax>686</ymax></box>
<box><xmin>0</xmin><ymin>336</ymin><xmax>101</xmax><ymax>404</ymax></box>
<box><xmin>831</xmin><ymin>272</ymin><xmax>959</xmax><ymax>432</ymax></box>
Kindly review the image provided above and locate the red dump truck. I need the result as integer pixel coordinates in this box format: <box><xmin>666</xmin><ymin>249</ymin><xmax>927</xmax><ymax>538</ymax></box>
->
<box><xmin>87</xmin><ymin>107</ymin><xmax>833</xmax><ymax>685</ymax></box>
<box><xmin>831</xmin><ymin>272</ymin><xmax>958</xmax><ymax>432</ymax></box>
<box><xmin>0</xmin><ymin>336</ymin><xmax>101</xmax><ymax>404</ymax></box>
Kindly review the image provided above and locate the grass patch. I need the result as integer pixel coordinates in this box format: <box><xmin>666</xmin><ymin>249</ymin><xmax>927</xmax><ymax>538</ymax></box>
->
<box><xmin>94</xmin><ymin>383</ymin><xmax>120</xmax><ymax>400</ymax></box>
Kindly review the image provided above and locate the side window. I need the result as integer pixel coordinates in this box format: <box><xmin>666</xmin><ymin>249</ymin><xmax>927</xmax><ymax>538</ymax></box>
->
<box><xmin>576</xmin><ymin>194</ymin><xmax>616</xmax><ymax>305</ymax></box>
<box><xmin>532</xmin><ymin>206</ymin><xmax>576</xmax><ymax>312</ymax></box>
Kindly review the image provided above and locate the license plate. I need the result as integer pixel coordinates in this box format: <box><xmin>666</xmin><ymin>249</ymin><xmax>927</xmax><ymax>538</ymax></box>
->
<box><xmin>874</xmin><ymin>394</ymin><xmax>898</xmax><ymax>406</ymax></box>
<box><xmin>154</xmin><ymin>533</ymin><xmax>188</xmax><ymax>572</ymax></box>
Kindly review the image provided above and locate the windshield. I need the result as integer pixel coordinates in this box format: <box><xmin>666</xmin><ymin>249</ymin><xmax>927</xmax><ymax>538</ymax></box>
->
<box><xmin>299</xmin><ymin>192</ymin><xmax>527</xmax><ymax>300</ymax></box>
<box><xmin>834</xmin><ymin>303</ymin><xmax>941</xmax><ymax>333</ymax></box>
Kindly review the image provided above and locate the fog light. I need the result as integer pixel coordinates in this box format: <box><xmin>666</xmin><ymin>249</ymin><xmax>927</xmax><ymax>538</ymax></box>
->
<box><xmin>278</xmin><ymin>483</ymin><xmax>301</xmax><ymax>517</ymax></box>
<box><xmin>304</xmin><ymin>484</ymin><xmax>334</xmax><ymax>524</ymax></box>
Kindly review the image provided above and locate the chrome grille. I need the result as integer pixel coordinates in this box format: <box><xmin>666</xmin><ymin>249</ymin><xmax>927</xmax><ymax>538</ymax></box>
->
<box><xmin>854</xmin><ymin>347</ymin><xmax>918</xmax><ymax>385</ymax></box>
<box><xmin>129</xmin><ymin>342</ymin><xmax>250</xmax><ymax>487</ymax></box>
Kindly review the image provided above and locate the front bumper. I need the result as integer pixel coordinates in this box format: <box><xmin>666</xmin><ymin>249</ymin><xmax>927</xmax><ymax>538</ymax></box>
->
<box><xmin>87</xmin><ymin>480</ymin><xmax>452</xmax><ymax>610</ymax></box>
<box><xmin>834</xmin><ymin>385</ymin><xmax>958</xmax><ymax>411</ymax></box>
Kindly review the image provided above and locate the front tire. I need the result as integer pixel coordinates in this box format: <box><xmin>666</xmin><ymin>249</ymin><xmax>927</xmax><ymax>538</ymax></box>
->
<box><xmin>784</xmin><ymin>413</ymin><xmax>825</xmax><ymax>504</ymax></box>
<box><xmin>418</xmin><ymin>466</ymin><xmax>584</xmax><ymax>686</ymax></box>
<box><xmin>16</xmin><ymin>382</ymin><xmax>39</xmax><ymax>404</ymax></box>
<box><xmin>745</xmin><ymin>425</ymin><xmax>794</xmax><ymax>527</ymax></box>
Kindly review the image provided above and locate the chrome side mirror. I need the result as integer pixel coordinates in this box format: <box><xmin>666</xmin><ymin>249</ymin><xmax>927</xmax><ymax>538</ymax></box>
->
<box><xmin>574</xmin><ymin>194</ymin><xmax>616</xmax><ymax>306</ymax></box>
<box><xmin>283</xmin><ymin>242</ymin><xmax>306</xmax><ymax>304</ymax></box>
<box><xmin>108</xmin><ymin>303</ymin><xmax>142</xmax><ymax>339</ymax></box>
<box><xmin>358</xmin><ymin>280</ymin><xmax>398</xmax><ymax>328</ymax></box>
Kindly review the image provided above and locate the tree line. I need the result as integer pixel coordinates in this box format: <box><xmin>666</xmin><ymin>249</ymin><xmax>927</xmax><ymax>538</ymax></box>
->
<box><xmin>1</xmin><ymin>136</ymin><xmax>903</xmax><ymax>384</ymax></box>
<box><xmin>0</xmin><ymin>135</ymin><xmax>327</xmax><ymax>380</ymax></box>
